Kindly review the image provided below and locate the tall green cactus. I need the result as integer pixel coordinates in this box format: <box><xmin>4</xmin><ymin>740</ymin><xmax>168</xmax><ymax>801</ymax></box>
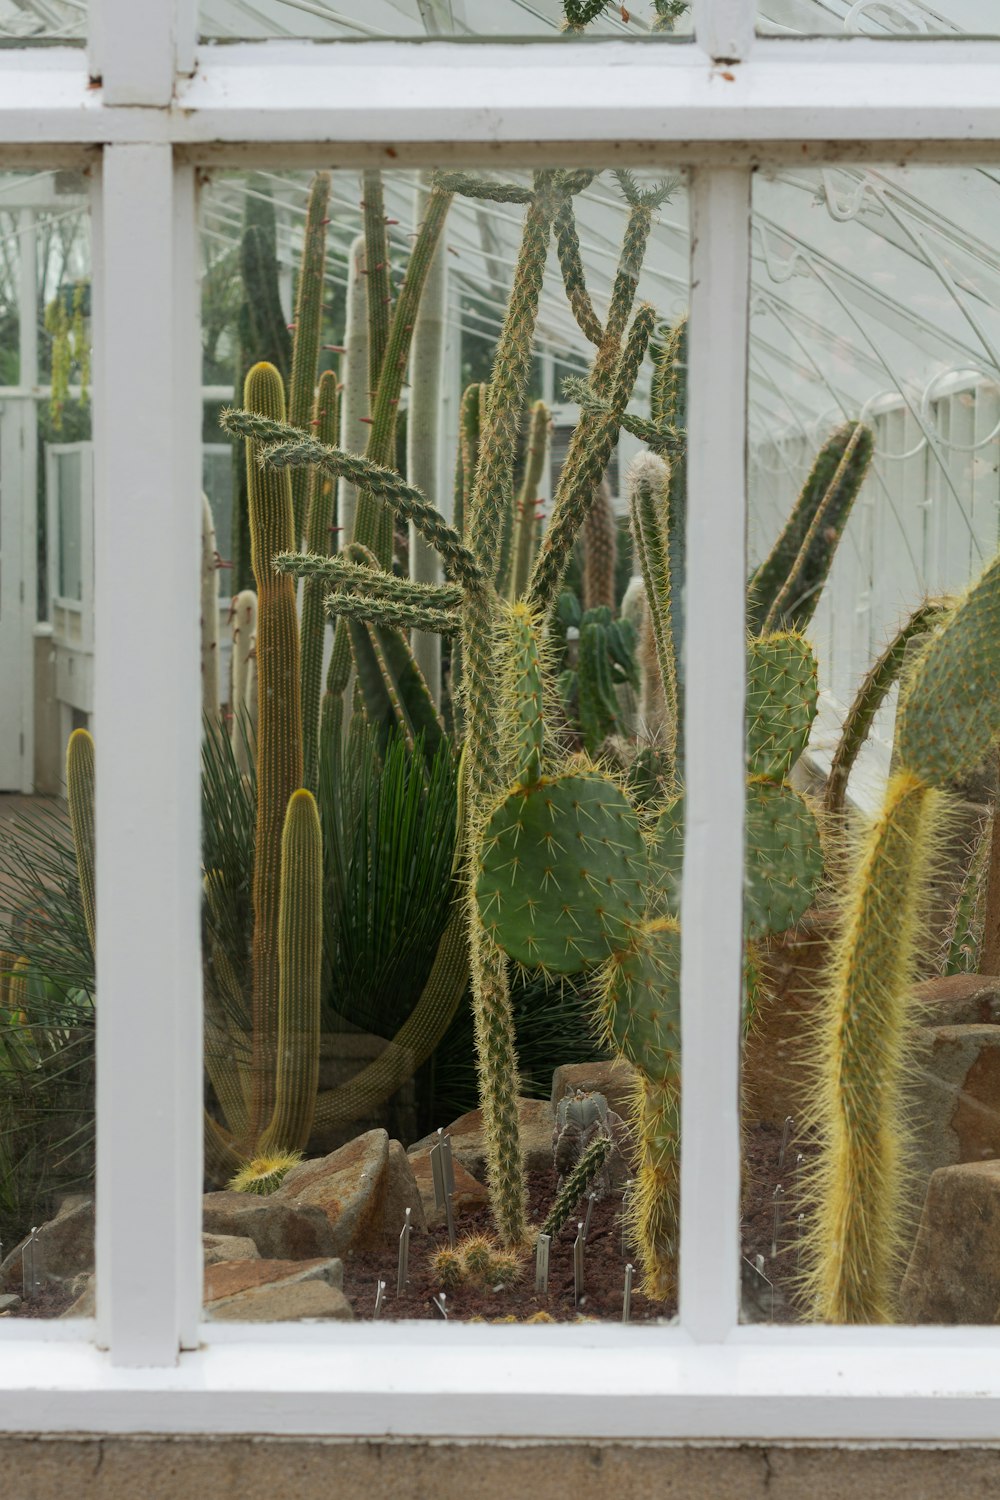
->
<box><xmin>806</xmin><ymin>551</ymin><xmax>1000</xmax><ymax>1323</ymax></box>
<box><xmin>244</xmin><ymin>360</ymin><xmax>303</xmax><ymax>1141</ymax></box>
<box><xmin>581</xmin><ymin>479</ymin><xmax>617</xmax><ymax>614</ymax></box>
<box><xmin>66</xmin><ymin>728</ymin><xmax>96</xmax><ymax>959</ymax></box>
<box><xmin>507</xmin><ymin>399</ymin><xmax>549</xmax><ymax>604</ymax></box>
<box><xmin>300</xmin><ymin>370</ymin><xmax>340</xmax><ymax>794</ymax></box>
<box><xmin>287</xmin><ymin>172</ymin><xmax>331</xmax><ymax>547</ymax></box>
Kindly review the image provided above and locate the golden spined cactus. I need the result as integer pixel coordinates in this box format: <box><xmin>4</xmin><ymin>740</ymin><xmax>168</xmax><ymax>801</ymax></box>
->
<box><xmin>806</xmin><ymin>551</ymin><xmax>1000</xmax><ymax>1323</ymax></box>
<box><xmin>581</xmin><ymin>478</ymin><xmax>617</xmax><ymax>615</ymax></box>
<box><xmin>244</xmin><ymin>360</ymin><xmax>303</xmax><ymax>1141</ymax></box>
<box><xmin>229</xmin><ymin>588</ymin><xmax>258</xmax><ymax>776</ymax></box>
<box><xmin>260</xmin><ymin>789</ymin><xmax>323</xmax><ymax>1155</ymax></box>
<box><xmin>66</xmin><ymin>728</ymin><xmax>96</xmax><ymax>959</ymax></box>
<box><xmin>300</xmin><ymin>370</ymin><xmax>340</xmax><ymax>794</ymax></box>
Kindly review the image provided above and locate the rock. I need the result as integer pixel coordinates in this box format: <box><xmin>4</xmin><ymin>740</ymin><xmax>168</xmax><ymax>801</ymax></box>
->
<box><xmin>274</xmin><ymin>1129</ymin><xmax>389</xmax><ymax>1257</ymax></box>
<box><xmin>742</xmin><ymin>911</ymin><xmax>836</xmax><ymax>1128</ymax></box>
<box><xmin>912</xmin><ymin>974</ymin><xmax>1000</xmax><ymax>1026</ymax></box>
<box><xmin>408</xmin><ymin>1149</ymin><xmax>489</xmax><ymax>1227</ymax></box>
<box><xmin>900</xmin><ymin>1160</ymin><xmax>1000</xmax><ymax>1323</ymax></box>
<box><xmin>906</xmin><ymin>1023</ymin><xmax>1000</xmax><ymax>1232</ymax></box>
<box><xmin>0</xmin><ymin>1294</ymin><xmax>21</xmax><ymax>1315</ymax></box>
<box><xmin>204</xmin><ymin>1256</ymin><xmax>343</xmax><ymax>1305</ymax></box>
<box><xmin>380</xmin><ymin>1140</ymin><xmax>427</xmax><ymax>1240</ymax></box>
<box><xmin>407</xmin><ymin>1099</ymin><xmax>554</xmax><ymax>1180</ymax></box>
<box><xmin>0</xmin><ymin>1198</ymin><xmax>94</xmax><ymax>1295</ymax></box>
<box><xmin>202</xmin><ymin>1233</ymin><xmax>260</xmax><ymax>1266</ymax></box>
<box><xmin>209</xmin><ymin>1280</ymin><xmax>353</xmax><ymax>1322</ymax></box>
<box><xmin>550</xmin><ymin>1061</ymin><xmax>637</xmax><ymax>1121</ymax></box>
<box><xmin>202</xmin><ymin>1192</ymin><xmax>335</xmax><ymax>1261</ymax></box>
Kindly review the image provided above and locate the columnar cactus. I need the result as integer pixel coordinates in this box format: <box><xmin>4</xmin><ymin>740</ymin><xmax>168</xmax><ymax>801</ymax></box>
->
<box><xmin>229</xmin><ymin>588</ymin><xmax>258</xmax><ymax>775</ymax></box>
<box><xmin>201</xmin><ymin>493</ymin><xmax>221</xmax><ymax>735</ymax></box>
<box><xmin>287</xmin><ymin>172</ymin><xmax>331</xmax><ymax>546</ymax></box>
<box><xmin>581</xmin><ymin>479</ymin><xmax>617</xmax><ymax>615</ymax></box>
<box><xmin>300</xmin><ymin>370</ymin><xmax>340</xmax><ymax>794</ymax></box>
<box><xmin>806</xmin><ymin>550</ymin><xmax>1000</xmax><ymax>1323</ymax></box>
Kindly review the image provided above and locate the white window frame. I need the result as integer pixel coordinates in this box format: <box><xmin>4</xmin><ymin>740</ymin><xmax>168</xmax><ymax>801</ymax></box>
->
<box><xmin>3</xmin><ymin>0</ymin><xmax>1000</xmax><ymax>1443</ymax></box>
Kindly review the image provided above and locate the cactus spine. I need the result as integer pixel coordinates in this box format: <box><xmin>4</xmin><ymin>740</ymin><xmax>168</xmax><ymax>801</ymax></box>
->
<box><xmin>807</xmin><ymin>551</ymin><xmax>1000</xmax><ymax>1322</ymax></box>
<box><xmin>244</xmin><ymin>361</ymin><xmax>304</xmax><ymax>1140</ymax></box>
<box><xmin>300</xmin><ymin>371</ymin><xmax>340</xmax><ymax>793</ymax></box>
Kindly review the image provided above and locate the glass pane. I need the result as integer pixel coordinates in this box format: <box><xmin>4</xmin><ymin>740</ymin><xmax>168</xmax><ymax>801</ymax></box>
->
<box><xmin>759</xmin><ymin>0</ymin><xmax>1000</xmax><ymax>37</ymax></box>
<box><xmin>742</xmin><ymin>162</ymin><xmax>1000</xmax><ymax>1327</ymax></box>
<box><xmin>0</xmin><ymin>0</ymin><xmax>85</xmax><ymax>41</ymax></box>
<box><xmin>199</xmin><ymin>0</ymin><xmax>692</xmax><ymax>42</ymax></box>
<box><xmin>0</xmin><ymin>169</ymin><xmax>94</xmax><ymax>1320</ymax></box>
<box><xmin>199</xmin><ymin>164</ymin><xmax>689</xmax><ymax>1323</ymax></box>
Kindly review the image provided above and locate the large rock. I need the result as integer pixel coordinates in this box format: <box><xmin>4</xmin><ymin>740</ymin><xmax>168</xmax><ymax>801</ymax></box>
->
<box><xmin>900</xmin><ymin>1160</ymin><xmax>1000</xmax><ymax>1323</ymax></box>
<box><xmin>550</xmin><ymin>1060</ymin><xmax>636</xmax><ymax>1121</ymax></box>
<box><xmin>0</xmin><ymin>1198</ymin><xmax>94</xmax><ymax>1295</ymax></box>
<box><xmin>408</xmin><ymin>1149</ymin><xmax>489</xmax><ymax>1228</ymax></box>
<box><xmin>407</xmin><ymin>1099</ymin><xmax>554</xmax><ymax>1180</ymax></box>
<box><xmin>380</xmin><ymin>1140</ymin><xmax>427</xmax><ymax>1239</ymax></box>
<box><xmin>742</xmin><ymin>911</ymin><xmax>836</xmax><ymax>1128</ymax></box>
<box><xmin>274</xmin><ymin>1128</ymin><xmax>389</xmax><ymax>1257</ymax></box>
<box><xmin>202</xmin><ymin>1192</ymin><xmax>335</xmax><ymax>1261</ymax></box>
<box><xmin>912</xmin><ymin>974</ymin><xmax>1000</xmax><ymax>1026</ymax></box>
<box><xmin>204</xmin><ymin>1256</ymin><xmax>343</xmax><ymax>1305</ymax></box>
<box><xmin>208</xmin><ymin>1257</ymin><xmax>353</xmax><ymax>1323</ymax></box>
<box><xmin>906</xmin><ymin>1022</ymin><xmax>1000</xmax><ymax>1231</ymax></box>
<box><xmin>202</xmin><ymin>1233</ymin><xmax>260</xmax><ymax>1267</ymax></box>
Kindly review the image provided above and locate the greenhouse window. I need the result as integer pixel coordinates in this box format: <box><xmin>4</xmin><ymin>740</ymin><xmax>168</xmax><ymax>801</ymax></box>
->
<box><xmin>3</xmin><ymin>0</ymin><xmax>1000</xmax><ymax>1449</ymax></box>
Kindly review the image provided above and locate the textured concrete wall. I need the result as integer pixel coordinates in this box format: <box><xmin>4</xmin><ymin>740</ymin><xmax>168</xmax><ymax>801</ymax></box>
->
<box><xmin>5</xmin><ymin>1437</ymin><xmax>1000</xmax><ymax>1499</ymax></box>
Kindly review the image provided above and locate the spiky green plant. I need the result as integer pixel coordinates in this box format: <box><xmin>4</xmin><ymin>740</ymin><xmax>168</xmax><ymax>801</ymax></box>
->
<box><xmin>805</xmin><ymin>550</ymin><xmax>1000</xmax><ymax>1323</ymax></box>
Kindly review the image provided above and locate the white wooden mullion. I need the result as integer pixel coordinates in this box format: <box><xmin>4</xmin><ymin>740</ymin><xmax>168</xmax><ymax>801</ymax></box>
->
<box><xmin>695</xmin><ymin>0</ymin><xmax>756</xmax><ymax>60</ymax></box>
<box><xmin>678</xmin><ymin>166</ymin><xmax>752</xmax><ymax>1343</ymax></box>
<box><xmin>89</xmin><ymin>0</ymin><xmax>195</xmax><ymax>104</ymax></box>
<box><xmin>92</xmin><ymin>146</ymin><xmax>202</xmax><ymax>1366</ymax></box>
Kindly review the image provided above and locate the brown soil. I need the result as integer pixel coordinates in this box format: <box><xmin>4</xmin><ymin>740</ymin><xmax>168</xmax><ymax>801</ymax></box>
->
<box><xmin>7</xmin><ymin>1282</ymin><xmax>76</xmax><ymax>1319</ymax></box>
<box><xmin>342</xmin><ymin>1164</ymin><xmax>673</xmax><ymax>1323</ymax></box>
<box><xmin>740</xmin><ymin>1119</ymin><xmax>815</xmax><ymax>1323</ymax></box>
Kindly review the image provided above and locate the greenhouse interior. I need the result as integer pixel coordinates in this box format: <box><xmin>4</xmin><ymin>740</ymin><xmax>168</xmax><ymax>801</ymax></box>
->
<box><xmin>4</xmin><ymin>3</ymin><xmax>1000</xmax><ymax>1332</ymax></box>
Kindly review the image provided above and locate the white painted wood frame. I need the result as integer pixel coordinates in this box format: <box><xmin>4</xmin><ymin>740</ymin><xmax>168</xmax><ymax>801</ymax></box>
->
<box><xmin>0</xmin><ymin>0</ymin><xmax>999</xmax><ymax>1443</ymax></box>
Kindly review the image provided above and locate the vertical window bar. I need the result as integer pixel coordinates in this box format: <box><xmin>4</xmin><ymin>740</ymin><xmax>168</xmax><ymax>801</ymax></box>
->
<box><xmin>678</xmin><ymin>166</ymin><xmax>751</xmax><ymax>1343</ymax></box>
<box><xmin>92</xmin><ymin>146</ymin><xmax>203</xmax><ymax>1365</ymax></box>
<box><xmin>693</xmin><ymin>0</ymin><xmax>756</xmax><ymax>60</ymax></box>
<box><xmin>89</xmin><ymin>0</ymin><xmax>197</xmax><ymax>103</ymax></box>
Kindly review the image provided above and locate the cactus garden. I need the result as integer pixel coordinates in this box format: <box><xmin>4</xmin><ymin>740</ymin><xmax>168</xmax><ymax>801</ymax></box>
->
<box><xmin>5</xmin><ymin>158</ymin><xmax>1000</xmax><ymax>1327</ymax></box>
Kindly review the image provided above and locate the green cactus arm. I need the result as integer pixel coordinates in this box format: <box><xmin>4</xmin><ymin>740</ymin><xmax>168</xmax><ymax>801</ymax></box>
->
<box><xmin>895</xmin><ymin>554</ymin><xmax>1000</xmax><ymax>786</ymax></box>
<box><xmin>354</xmin><ymin>184</ymin><xmax>454</xmax><ymax>565</ymax></box>
<box><xmin>527</xmin><ymin>303</ymin><xmax>655</xmax><ymax>617</ymax></box>
<box><xmin>432</xmin><ymin>172</ymin><xmax>534</xmax><ymax>204</ymax></box>
<box><xmin>299</xmin><ymin>371</ymin><xmax>340</xmax><ymax>795</ymax></box>
<box><xmin>560</xmin><ymin>375</ymin><xmax>686</xmax><ymax>463</ymax></box>
<box><xmin>945</xmin><ymin>812</ymin><xmax>990</xmax><ymax>975</ymax></box>
<box><xmin>221</xmin><ymin>412</ymin><xmax>484</xmax><ymax>592</ymax></box>
<box><xmin>504</xmin><ymin>602</ymin><xmax>545</xmax><ymax>785</ymax></box>
<box><xmin>507</xmin><ymin>400</ymin><xmax>549</xmax><ymax>604</ymax></box>
<box><xmin>242</xmin><ymin>362</ymin><xmax>303</xmax><ymax>1140</ymax></box>
<box><xmin>596</xmin><ymin>918</ymin><xmax>681</xmax><ymax>1300</ymax></box>
<box><xmin>287</xmin><ymin>172</ymin><xmax>331</xmax><ymax>546</ymax></box>
<box><xmin>590</xmin><ymin>202</ymin><xmax>655</xmax><ymax>395</ymax></box>
<box><xmin>750</xmin><ymin>421</ymin><xmax>874</xmax><ymax>636</ymax></box>
<box><xmin>278</xmin><ymin>551</ymin><xmax>463</xmax><ymax>610</ymax></box>
<box><xmin>259</xmin><ymin>789</ymin><xmax>323</xmax><ymax>1155</ymax></box>
<box><xmin>66</xmin><ymin>728</ymin><xmax>96</xmax><ymax>960</ymax></box>
<box><xmin>628</xmin><ymin>451</ymin><xmax>679</xmax><ymax>779</ymax></box>
<box><xmin>362</xmin><ymin>170</ymin><xmax>392</xmax><ymax>415</ymax></box>
<box><xmin>346</xmin><ymin>616</ymin><xmax>448</xmax><ymax>761</ymax></box>
<box><xmin>469</xmin><ymin>171</ymin><xmax>563</xmax><ymax>582</ymax></box>
<box><xmin>468</xmin><ymin>920</ymin><xmax>528</xmax><ymax>1248</ymax></box>
<box><xmin>325</xmin><ymin>590</ymin><xmax>461</xmax><ymax>636</ymax></box>
<box><xmin>312</xmin><ymin>901</ymin><xmax>468</xmax><ymax>1130</ymax></box>
<box><xmin>541</xmin><ymin>1132</ymin><xmax>613</xmax><ymax>1239</ymax></box>
<box><xmin>577</xmin><ymin>611</ymin><xmax>626</xmax><ymax>752</ymax></box>
<box><xmin>823</xmin><ymin>599</ymin><xmax>947</xmax><ymax>819</ymax></box>
<box><xmin>553</xmin><ymin>199</ymin><xmax>604</xmax><ymax>346</ymax></box>
<box><xmin>650</xmin><ymin>314</ymin><xmax>687</xmax><ymax>431</ymax></box>
<box><xmin>746</xmin><ymin>632</ymin><xmax>819</xmax><ymax>782</ymax></box>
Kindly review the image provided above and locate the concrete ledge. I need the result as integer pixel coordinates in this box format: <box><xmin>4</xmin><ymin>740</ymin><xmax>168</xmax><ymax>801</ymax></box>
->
<box><xmin>5</xmin><ymin>1436</ymin><xmax>1000</xmax><ymax>1499</ymax></box>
